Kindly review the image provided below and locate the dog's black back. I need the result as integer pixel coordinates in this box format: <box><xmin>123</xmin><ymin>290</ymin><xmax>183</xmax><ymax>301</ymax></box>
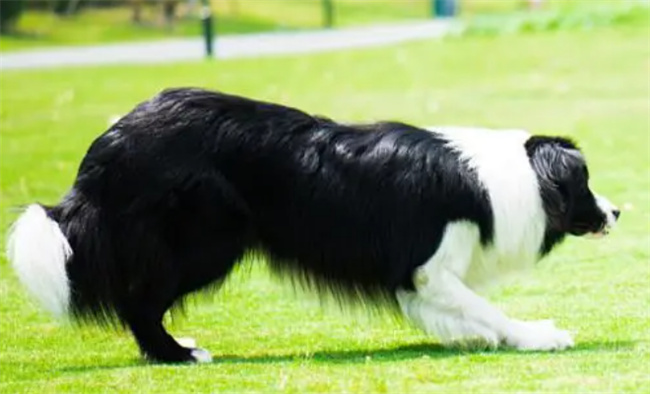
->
<box><xmin>45</xmin><ymin>88</ymin><xmax>492</xmax><ymax>362</ymax></box>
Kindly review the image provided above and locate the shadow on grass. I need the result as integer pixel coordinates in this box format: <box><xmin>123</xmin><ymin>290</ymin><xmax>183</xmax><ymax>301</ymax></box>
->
<box><xmin>215</xmin><ymin>342</ymin><xmax>457</xmax><ymax>365</ymax></box>
<box><xmin>570</xmin><ymin>340</ymin><xmax>639</xmax><ymax>353</ymax></box>
<box><xmin>57</xmin><ymin>339</ymin><xmax>638</xmax><ymax>373</ymax></box>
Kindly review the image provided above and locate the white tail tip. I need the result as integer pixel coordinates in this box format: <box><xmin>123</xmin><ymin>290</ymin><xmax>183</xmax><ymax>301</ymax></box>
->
<box><xmin>6</xmin><ymin>204</ymin><xmax>72</xmax><ymax>317</ymax></box>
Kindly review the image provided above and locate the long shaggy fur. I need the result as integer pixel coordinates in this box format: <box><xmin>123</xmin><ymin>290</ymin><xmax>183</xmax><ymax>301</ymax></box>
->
<box><xmin>7</xmin><ymin>88</ymin><xmax>618</xmax><ymax>363</ymax></box>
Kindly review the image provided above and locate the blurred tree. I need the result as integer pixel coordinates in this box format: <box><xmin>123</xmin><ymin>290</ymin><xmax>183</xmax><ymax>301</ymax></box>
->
<box><xmin>65</xmin><ymin>0</ymin><xmax>83</xmax><ymax>15</ymax></box>
<box><xmin>130</xmin><ymin>0</ymin><xmax>179</xmax><ymax>28</ymax></box>
<box><xmin>53</xmin><ymin>0</ymin><xmax>84</xmax><ymax>15</ymax></box>
<box><xmin>131</xmin><ymin>0</ymin><xmax>144</xmax><ymax>23</ymax></box>
<box><xmin>0</xmin><ymin>0</ymin><xmax>24</xmax><ymax>33</ymax></box>
<box><xmin>25</xmin><ymin>0</ymin><xmax>51</xmax><ymax>10</ymax></box>
<box><xmin>162</xmin><ymin>0</ymin><xmax>178</xmax><ymax>30</ymax></box>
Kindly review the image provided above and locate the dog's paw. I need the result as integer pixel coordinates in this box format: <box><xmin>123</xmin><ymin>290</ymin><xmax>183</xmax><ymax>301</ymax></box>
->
<box><xmin>190</xmin><ymin>348</ymin><xmax>213</xmax><ymax>363</ymax></box>
<box><xmin>505</xmin><ymin>320</ymin><xmax>574</xmax><ymax>351</ymax></box>
<box><xmin>176</xmin><ymin>337</ymin><xmax>212</xmax><ymax>363</ymax></box>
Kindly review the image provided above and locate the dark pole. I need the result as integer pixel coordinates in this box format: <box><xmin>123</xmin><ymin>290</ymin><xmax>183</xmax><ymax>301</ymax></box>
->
<box><xmin>432</xmin><ymin>0</ymin><xmax>457</xmax><ymax>18</ymax></box>
<box><xmin>322</xmin><ymin>0</ymin><xmax>334</xmax><ymax>29</ymax></box>
<box><xmin>201</xmin><ymin>0</ymin><xmax>214</xmax><ymax>58</ymax></box>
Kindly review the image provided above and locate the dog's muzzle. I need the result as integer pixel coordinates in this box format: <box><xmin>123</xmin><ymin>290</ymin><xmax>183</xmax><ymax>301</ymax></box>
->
<box><xmin>590</xmin><ymin>195</ymin><xmax>620</xmax><ymax>238</ymax></box>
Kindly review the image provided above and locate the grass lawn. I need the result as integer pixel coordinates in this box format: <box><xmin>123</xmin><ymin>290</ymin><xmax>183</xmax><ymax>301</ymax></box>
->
<box><xmin>1</xmin><ymin>17</ymin><xmax>649</xmax><ymax>394</ymax></box>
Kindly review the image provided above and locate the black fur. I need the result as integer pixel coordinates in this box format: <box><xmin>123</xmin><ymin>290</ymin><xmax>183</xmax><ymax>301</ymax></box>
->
<box><xmin>47</xmin><ymin>88</ymin><xmax>496</xmax><ymax>362</ymax></box>
<box><xmin>28</xmin><ymin>88</ymin><xmax>611</xmax><ymax>362</ymax></box>
<box><xmin>525</xmin><ymin>136</ymin><xmax>607</xmax><ymax>254</ymax></box>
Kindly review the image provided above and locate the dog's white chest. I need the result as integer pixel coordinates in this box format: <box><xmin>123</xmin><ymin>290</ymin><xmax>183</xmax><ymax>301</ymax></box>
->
<box><xmin>429</xmin><ymin>126</ymin><xmax>547</xmax><ymax>288</ymax></box>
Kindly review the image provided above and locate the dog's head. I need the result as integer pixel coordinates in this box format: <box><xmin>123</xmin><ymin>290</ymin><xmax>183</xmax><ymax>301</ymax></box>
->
<box><xmin>525</xmin><ymin>136</ymin><xmax>620</xmax><ymax>238</ymax></box>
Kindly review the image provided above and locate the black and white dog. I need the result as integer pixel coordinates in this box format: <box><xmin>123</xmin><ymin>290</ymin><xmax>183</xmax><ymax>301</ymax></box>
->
<box><xmin>7</xmin><ymin>88</ymin><xmax>620</xmax><ymax>363</ymax></box>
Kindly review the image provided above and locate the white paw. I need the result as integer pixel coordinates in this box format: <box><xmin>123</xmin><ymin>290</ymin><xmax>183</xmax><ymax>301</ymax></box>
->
<box><xmin>190</xmin><ymin>348</ymin><xmax>213</xmax><ymax>363</ymax></box>
<box><xmin>177</xmin><ymin>337</ymin><xmax>197</xmax><ymax>348</ymax></box>
<box><xmin>505</xmin><ymin>320</ymin><xmax>574</xmax><ymax>351</ymax></box>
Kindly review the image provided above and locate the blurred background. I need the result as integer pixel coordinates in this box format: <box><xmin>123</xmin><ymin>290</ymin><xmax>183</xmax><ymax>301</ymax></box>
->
<box><xmin>0</xmin><ymin>0</ymin><xmax>646</xmax><ymax>51</ymax></box>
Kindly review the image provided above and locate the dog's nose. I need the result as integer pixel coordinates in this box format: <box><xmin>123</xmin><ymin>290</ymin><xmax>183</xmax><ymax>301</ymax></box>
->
<box><xmin>613</xmin><ymin>209</ymin><xmax>621</xmax><ymax>220</ymax></box>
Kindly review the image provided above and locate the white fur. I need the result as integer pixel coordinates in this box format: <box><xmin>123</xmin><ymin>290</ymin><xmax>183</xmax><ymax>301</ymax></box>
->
<box><xmin>595</xmin><ymin>194</ymin><xmax>618</xmax><ymax>230</ymax></box>
<box><xmin>177</xmin><ymin>337</ymin><xmax>213</xmax><ymax>363</ymax></box>
<box><xmin>397</xmin><ymin>126</ymin><xmax>574</xmax><ymax>351</ymax></box>
<box><xmin>190</xmin><ymin>348</ymin><xmax>213</xmax><ymax>363</ymax></box>
<box><xmin>177</xmin><ymin>337</ymin><xmax>197</xmax><ymax>348</ymax></box>
<box><xmin>396</xmin><ymin>222</ymin><xmax>505</xmax><ymax>346</ymax></box>
<box><xmin>6</xmin><ymin>204</ymin><xmax>72</xmax><ymax>317</ymax></box>
<box><xmin>505</xmin><ymin>319</ymin><xmax>574</xmax><ymax>351</ymax></box>
<box><xmin>431</xmin><ymin>126</ymin><xmax>546</xmax><ymax>288</ymax></box>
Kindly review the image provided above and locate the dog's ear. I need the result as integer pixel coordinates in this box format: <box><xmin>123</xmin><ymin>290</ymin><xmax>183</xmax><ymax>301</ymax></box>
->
<box><xmin>525</xmin><ymin>136</ymin><xmax>582</xmax><ymax>231</ymax></box>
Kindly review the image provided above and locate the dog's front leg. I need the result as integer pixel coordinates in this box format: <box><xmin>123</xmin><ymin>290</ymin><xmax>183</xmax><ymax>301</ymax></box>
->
<box><xmin>397</xmin><ymin>224</ymin><xmax>573</xmax><ymax>351</ymax></box>
<box><xmin>397</xmin><ymin>268</ymin><xmax>573</xmax><ymax>351</ymax></box>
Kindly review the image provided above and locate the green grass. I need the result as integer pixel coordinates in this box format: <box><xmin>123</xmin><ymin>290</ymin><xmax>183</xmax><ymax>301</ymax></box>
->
<box><xmin>1</xmin><ymin>19</ymin><xmax>649</xmax><ymax>393</ymax></box>
<box><xmin>461</xmin><ymin>2</ymin><xmax>650</xmax><ymax>36</ymax></box>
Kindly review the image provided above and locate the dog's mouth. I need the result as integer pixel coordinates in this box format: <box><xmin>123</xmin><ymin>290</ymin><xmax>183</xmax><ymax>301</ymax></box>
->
<box><xmin>585</xmin><ymin>220</ymin><xmax>615</xmax><ymax>239</ymax></box>
<box><xmin>585</xmin><ymin>195</ymin><xmax>620</xmax><ymax>239</ymax></box>
<box><xmin>586</xmin><ymin>225</ymin><xmax>609</xmax><ymax>239</ymax></box>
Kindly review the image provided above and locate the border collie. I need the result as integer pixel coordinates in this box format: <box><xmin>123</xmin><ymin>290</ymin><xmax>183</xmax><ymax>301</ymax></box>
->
<box><xmin>7</xmin><ymin>88</ymin><xmax>620</xmax><ymax>363</ymax></box>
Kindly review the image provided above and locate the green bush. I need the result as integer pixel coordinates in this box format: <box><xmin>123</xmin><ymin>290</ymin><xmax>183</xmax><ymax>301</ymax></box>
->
<box><xmin>458</xmin><ymin>4</ymin><xmax>650</xmax><ymax>37</ymax></box>
<box><xmin>53</xmin><ymin>0</ymin><xmax>85</xmax><ymax>15</ymax></box>
<box><xmin>0</xmin><ymin>0</ymin><xmax>24</xmax><ymax>34</ymax></box>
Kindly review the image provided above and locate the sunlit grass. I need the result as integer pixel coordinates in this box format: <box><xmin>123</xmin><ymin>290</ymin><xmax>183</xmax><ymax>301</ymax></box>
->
<box><xmin>0</xmin><ymin>19</ymin><xmax>648</xmax><ymax>393</ymax></box>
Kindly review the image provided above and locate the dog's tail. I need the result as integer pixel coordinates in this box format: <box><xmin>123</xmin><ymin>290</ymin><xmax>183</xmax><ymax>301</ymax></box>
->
<box><xmin>7</xmin><ymin>194</ymin><xmax>168</xmax><ymax>326</ymax></box>
<box><xmin>6</xmin><ymin>204</ymin><xmax>72</xmax><ymax>318</ymax></box>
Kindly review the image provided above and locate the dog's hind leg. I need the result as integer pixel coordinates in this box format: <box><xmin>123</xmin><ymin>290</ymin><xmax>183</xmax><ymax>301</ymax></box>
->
<box><xmin>124</xmin><ymin>298</ymin><xmax>209</xmax><ymax>363</ymax></box>
<box><xmin>120</xmin><ymin>251</ymin><xmax>226</xmax><ymax>364</ymax></box>
<box><xmin>116</xmin><ymin>171</ymin><xmax>250</xmax><ymax>363</ymax></box>
<box><xmin>132</xmin><ymin>170</ymin><xmax>251</xmax><ymax>363</ymax></box>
